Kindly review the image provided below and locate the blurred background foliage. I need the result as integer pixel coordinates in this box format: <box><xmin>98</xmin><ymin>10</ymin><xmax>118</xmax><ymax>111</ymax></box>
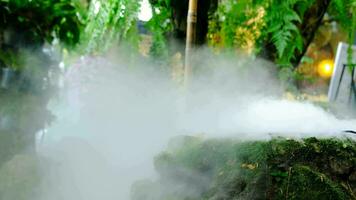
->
<box><xmin>0</xmin><ymin>0</ymin><xmax>142</xmax><ymax>164</ymax></box>
<box><xmin>146</xmin><ymin>0</ymin><xmax>355</xmax><ymax>69</ymax></box>
<box><xmin>0</xmin><ymin>0</ymin><xmax>354</xmax><ymax>116</ymax></box>
<box><xmin>0</xmin><ymin>0</ymin><xmax>142</xmax><ymax>62</ymax></box>
<box><xmin>145</xmin><ymin>0</ymin><xmax>355</xmax><ymax>92</ymax></box>
<box><xmin>208</xmin><ymin>0</ymin><xmax>355</xmax><ymax>68</ymax></box>
<box><xmin>0</xmin><ymin>0</ymin><xmax>355</xmax><ymax>198</ymax></box>
<box><xmin>1</xmin><ymin>0</ymin><xmax>354</xmax><ymax>70</ymax></box>
<box><xmin>0</xmin><ymin>0</ymin><xmax>354</xmax><ymax>138</ymax></box>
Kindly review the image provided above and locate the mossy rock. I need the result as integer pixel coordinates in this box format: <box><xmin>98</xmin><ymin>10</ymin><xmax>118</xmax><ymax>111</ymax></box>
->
<box><xmin>132</xmin><ymin>136</ymin><xmax>356</xmax><ymax>200</ymax></box>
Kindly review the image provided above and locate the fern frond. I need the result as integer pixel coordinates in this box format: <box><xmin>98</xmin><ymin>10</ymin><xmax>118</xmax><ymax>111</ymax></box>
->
<box><xmin>265</xmin><ymin>0</ymin><xmax>308</xmax><ymax>65</ymax></box>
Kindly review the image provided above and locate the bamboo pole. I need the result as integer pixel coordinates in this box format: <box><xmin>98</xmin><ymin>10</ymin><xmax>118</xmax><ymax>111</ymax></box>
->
<box><xmin>184</xmin><ymin>0</ymin><xmax>198</xmax><ymax>88</ymax></box>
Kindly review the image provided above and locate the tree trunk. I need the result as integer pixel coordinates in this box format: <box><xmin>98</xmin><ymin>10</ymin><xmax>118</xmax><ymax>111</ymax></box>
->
<box><xmin>292</xmin><ymin>0</ymin><xmax>332</xmax><ymax>67</ymax></box>
<box><xmin>184</xmin><ymin>0</ymin><xmax>198</xmax><ymax>87</ymax></box>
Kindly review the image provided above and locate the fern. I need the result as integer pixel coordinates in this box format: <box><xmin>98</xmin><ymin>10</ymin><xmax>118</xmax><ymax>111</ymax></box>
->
<box><xmin>269</xmin><ymin>11</ymin><xmax>301</xmax><ymax>58</ymax></box>
<box><xmin>265</xmin><ymin>0</ymin><xmax>309</xmax><ymax>66</ymax></box>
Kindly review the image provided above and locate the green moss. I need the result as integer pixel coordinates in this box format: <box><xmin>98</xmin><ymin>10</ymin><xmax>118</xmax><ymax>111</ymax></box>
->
<box><xmin>274</xmin><ymin>165</ymin><xmax>348</xmax><ymax>200</ymax></box>
<box><xmin>132</xmin><ymin>136</ymin><xmax>356</xmax><ymax>200</ymax></box>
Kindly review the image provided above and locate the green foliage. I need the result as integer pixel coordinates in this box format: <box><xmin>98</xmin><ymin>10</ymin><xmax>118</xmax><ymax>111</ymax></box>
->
<box><xmin>82</xmin><ymin>0</ymin><xmax>140</xmax><ymax>53</ymax></box>
<box><xmin>208</xmin><ymin>0</ymin><xmax>268</xmax><ymax>52</ymax></box>
<box><xmin>0</xmin><ymin>0</ymin><xmax>83</xmax><ymax>48</ymax></box>
<box><xmin>208</xmin><ymin>0</ymin><xmax>355</xmax><ymax>67</ymax></box>
<box><xmin>147</xmin><ymin>0</ymin><xmax>173</xmax><ymax>59</ymax></box>
<box><xmin>277</xmin><ymin>165</ymin><xmax>348</xmax><ymax>200</ymax></box>
<box><xmin>146</xmin><ymin>0</ymin><xmax>354</xmax><ymax>68</ymax></box>
<box><xmin>0</xmin><ymin>50</ymin><xmax>20</xmax><ymax>70</ymax></box>
<box><xmin>269</xmin><ymin>137</ymin><xmax>356</xmax><ymax>200</ymax></box>
<box><xmin>208</xmin><ymin>0</ymin><xmax>312</xmax><ymax>67</ymax></box>
<box><xmin>330</xmin><ymin>0</ymin><xmax>355</xmax><ymax>31</ymax></box>
<box><xmin>329</xmin><ymin>0</ymin><xmax>356</xmax><ymax>65</ymax></box>
<box><xmin>265</xmin><ymin>0</ymin><xmax>312</xmax><ymax>67</ymax></box>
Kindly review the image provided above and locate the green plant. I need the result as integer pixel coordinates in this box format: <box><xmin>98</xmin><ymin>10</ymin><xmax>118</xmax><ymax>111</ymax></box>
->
<box><xmin>208</xmin><ymin>0</ymin><xmax>355</xmax><ymax>66</ymax></box>
<box><xmin>265</xmin><ymin>0</ymin><xmax>314</xmax><ymax>67</ymax></box>
<box><xmin>82</xmin><ymin>0</ymin><xmax>141</xmax><ymax>53</ymax></box>
<box><xmin>208</xmin><ymin>0</ymin><xmax>313</xmax><ymax>65</ymax></box>
<box><xmin>147</xmin><ymin>0</ymin><xmax>173</xmax><ymax>59</ymax></box>
<box><xmin>0</xmin><ymin>50</ymin><xmax>20</xmax><ymax>70</ymax></box>
<box><xmin>208</xmin><ymin>0</ymin><xmax>268</xmax><ymax>54</ymax></box>
<box><xmin>329</xmin><ymin>0</ymin><xmax>356</xmax><ymax>66</ymax></box>
<box><xmin>0</xmin><ymin>0</ymin><xmax>84</xmax><ymax>48</ymax></box>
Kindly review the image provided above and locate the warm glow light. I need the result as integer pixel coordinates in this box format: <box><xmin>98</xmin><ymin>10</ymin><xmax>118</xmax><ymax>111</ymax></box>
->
<box><xmin>317</xmin><ymin>59</ymin><xmax>334</xmax><ymax>78</ymax></box>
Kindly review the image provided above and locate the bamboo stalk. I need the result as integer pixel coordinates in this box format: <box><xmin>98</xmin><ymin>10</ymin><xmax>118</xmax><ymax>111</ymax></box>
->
<box><xmin>184</xmin><ymin>0</ymin><xmax>198</xmax><ymax>88</ymax></box>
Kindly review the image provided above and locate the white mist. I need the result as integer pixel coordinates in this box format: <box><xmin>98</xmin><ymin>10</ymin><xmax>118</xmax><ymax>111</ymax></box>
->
<box><xmin>37</xmin><ymin>53</ymin><xmax>356</xmax><ymax>200</ymax></box>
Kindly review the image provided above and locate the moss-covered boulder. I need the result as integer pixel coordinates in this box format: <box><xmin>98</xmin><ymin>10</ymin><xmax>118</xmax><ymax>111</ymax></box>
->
<box><xmin>131</xmin><ymin>136</ymin><xmax>356</xmax><ymax>200</ymax></box>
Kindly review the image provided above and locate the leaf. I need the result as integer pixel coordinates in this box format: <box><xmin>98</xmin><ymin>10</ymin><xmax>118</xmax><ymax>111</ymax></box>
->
<box><xmin>268</xmin><ymin>23</ymin><xmax>282</xmax><ymax>33</ymax></box>
<box><xmin>295</xmin><ymin>33</ymin><xmax>304</xmax><ymax>52</ymax></box>
<box><xmin>284</xmin><ymin>10</ymin><xmax>302</xmax><ymax>23</ymax></box>
<box><xmin>284</xmin><ymin>23</ymin><xmax>299</xmax><ymax>32</ymax></box>
<box><xmin>274</xmin><ymin>36</ymin><xmax>288</xmax><ymax>58</ymax></box>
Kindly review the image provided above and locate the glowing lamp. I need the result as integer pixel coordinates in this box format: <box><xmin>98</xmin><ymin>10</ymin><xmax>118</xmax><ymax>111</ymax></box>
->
<box><xmin>318</xmin><ymin>59</ymin><xmax>334</xmax><ymax>78</ymax></box>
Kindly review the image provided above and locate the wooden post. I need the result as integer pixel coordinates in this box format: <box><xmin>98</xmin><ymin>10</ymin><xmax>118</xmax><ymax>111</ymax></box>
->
<box><xmin>184</xmin><ymin>0</ymin><xmax>198</xmax><ymax>88</ymax></box>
